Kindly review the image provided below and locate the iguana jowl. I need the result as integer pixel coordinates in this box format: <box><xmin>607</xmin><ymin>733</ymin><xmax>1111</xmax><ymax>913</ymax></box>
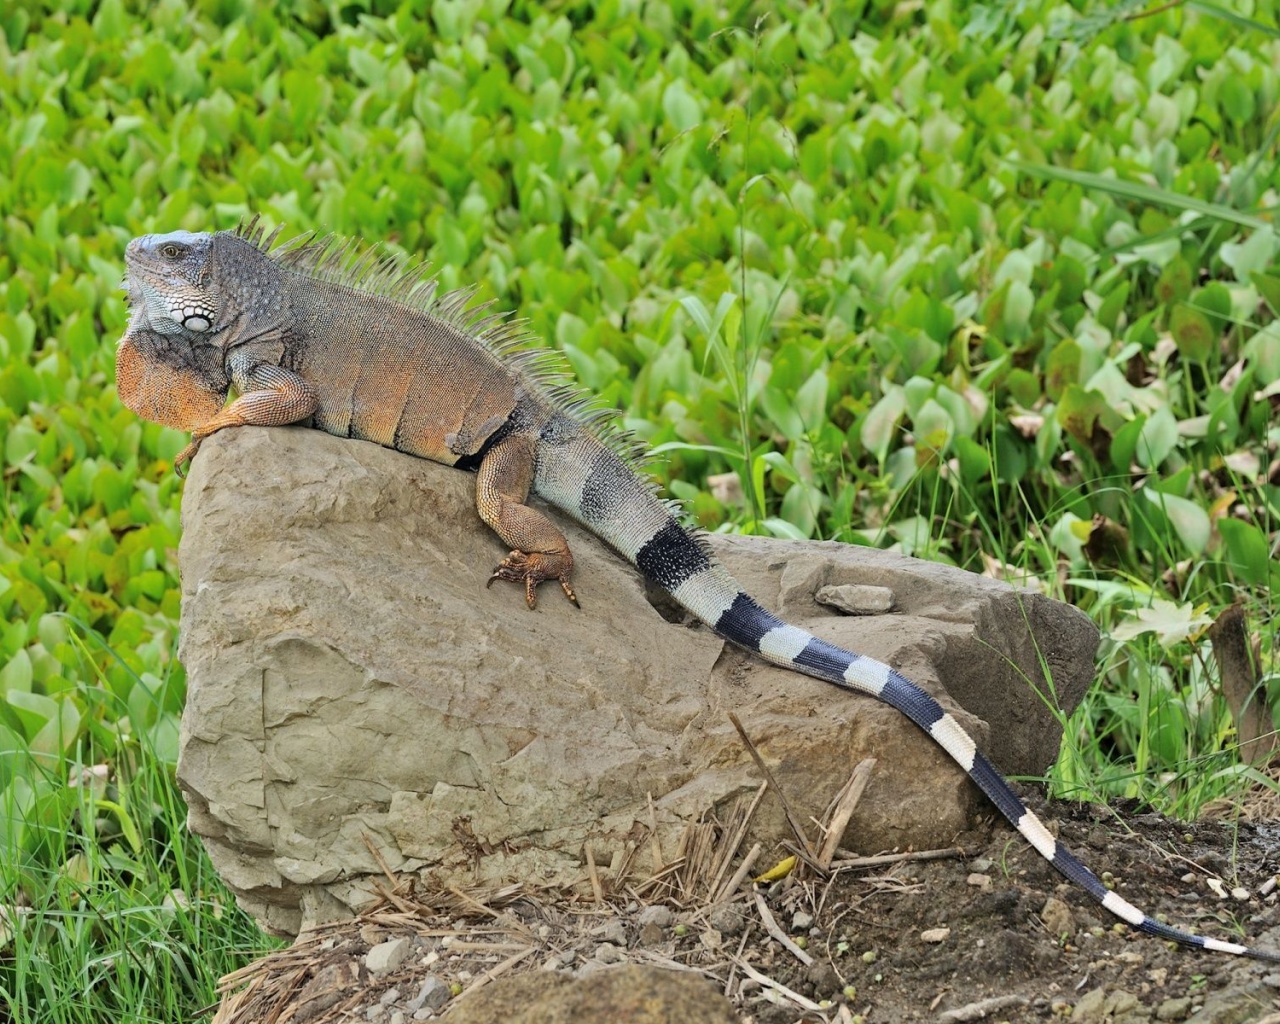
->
<box><xmin>118</xmin><ymin>220</ymin><xmax>1278</xmax><ymax>963</ymax></box>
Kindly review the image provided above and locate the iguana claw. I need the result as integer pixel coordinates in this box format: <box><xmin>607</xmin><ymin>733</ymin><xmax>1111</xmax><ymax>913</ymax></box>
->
<box><xmin>173</xmin><ymin>437</ymin><xmax>203</xmax><ymax>478</ymax></box>
<box><xmin>486</xmin><ymin>551</ymin><xmax>579</xmax><ymax>610</ymax></box>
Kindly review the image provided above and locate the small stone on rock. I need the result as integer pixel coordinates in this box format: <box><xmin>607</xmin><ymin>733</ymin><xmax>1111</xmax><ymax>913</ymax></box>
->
<box><xmin>366</xmin><ymin>938</ymin><xmax>410</xmax><ymax>975</ymax></box>
<box><xmin>814</xmin><ymin>583</ymin><xmax>894</xmax><ymax>615</ymax></box>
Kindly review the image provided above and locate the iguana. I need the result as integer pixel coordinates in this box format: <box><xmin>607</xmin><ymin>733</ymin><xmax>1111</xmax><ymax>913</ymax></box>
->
<box><xmin>117</xmin><ymin>219</ymin><xmax>1279</xmax><ymax>963</ymax></box>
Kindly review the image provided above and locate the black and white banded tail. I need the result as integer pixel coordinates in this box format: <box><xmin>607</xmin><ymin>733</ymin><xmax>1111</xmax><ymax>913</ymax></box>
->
<box><xmin>533</xmin><ymin>432</ymin><xmax>1280</xmax><ymax>963</ymax></box>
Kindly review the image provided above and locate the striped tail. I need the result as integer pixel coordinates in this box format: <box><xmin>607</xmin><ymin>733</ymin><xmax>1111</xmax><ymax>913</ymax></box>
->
<box><xmin>622</xmin><ymin>515</ymin><xmax>1280</xmax><ymax>962</ymax></box>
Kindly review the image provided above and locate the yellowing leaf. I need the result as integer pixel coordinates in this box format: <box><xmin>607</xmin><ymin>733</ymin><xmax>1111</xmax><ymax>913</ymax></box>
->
<box><xmin>754</xmin><ymin>855</ymin><xmax>797</xmax><ymax>883</ymax></box>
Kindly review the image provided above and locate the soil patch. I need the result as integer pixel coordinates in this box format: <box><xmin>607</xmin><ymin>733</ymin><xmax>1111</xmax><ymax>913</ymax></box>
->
<box><xmin>213</xmin><ymin>789</ymin><xmax>1280</xmax><ymax>1023</ymax></box>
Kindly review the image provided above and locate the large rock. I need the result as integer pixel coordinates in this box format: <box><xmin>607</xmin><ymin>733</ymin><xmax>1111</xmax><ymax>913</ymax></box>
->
<box><xmin>176</xmin><ymin>427</ymin><xmax>1099</xmax><ymax>935</ymax></box>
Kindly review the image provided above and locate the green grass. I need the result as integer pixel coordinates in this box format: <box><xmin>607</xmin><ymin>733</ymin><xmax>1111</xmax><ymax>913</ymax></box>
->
<box><xmin>1</xmin><ymin>0</ymin><xmax>1279</xmax><ymax>1018</ymax></box>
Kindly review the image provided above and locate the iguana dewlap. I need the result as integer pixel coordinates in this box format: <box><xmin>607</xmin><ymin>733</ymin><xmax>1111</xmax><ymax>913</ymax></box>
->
<box><xmin>116</xmin><ymin>221</ymin><xmax>1279</xmax><ymax>963</ymax></box>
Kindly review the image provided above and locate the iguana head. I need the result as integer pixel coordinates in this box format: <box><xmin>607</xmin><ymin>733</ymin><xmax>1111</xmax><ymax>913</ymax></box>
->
<box><xmin>118</xmin><ymin>230</ymin><xmax>241</xmax><ymax>431</ymax></box>
<box><xmin>123</xmin><ymin>230</ymin><xmax>220</xmax><ymax>336</ymax></box>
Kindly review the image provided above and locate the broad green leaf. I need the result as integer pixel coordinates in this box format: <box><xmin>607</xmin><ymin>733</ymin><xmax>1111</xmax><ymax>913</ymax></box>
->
<box><xmin>1251</xmin><ymin>272</ymin><xmax>1280</xmax><ymax>317</ymax></box>
<box><xmin>861</xmin><ymin>386</ymin><xmax>907</xmax><ymax>462</ymax></box>
<box><xmin>1217</xmin><ymin>519</ymin><xmax>1269</xmax><ymax>586</ymax></box>
<box><xmin>1135</xmin><ymin>406</ymin><xmax>1178</xmax><ymax>469</ymax></box>
<box><xmin>1169</xmin><ymin>305</ymin><xmax>1215</xmax><ymax>362</ymax></box>
<box><xmin>1142</xmin><ymin>488</ymin><xmax>1211</xmax><ymax>555</ymax></box>
<box><xmin>0</xmin><ymin>650</ymin><xmax>33</xmax><ymax>694</ymax></box>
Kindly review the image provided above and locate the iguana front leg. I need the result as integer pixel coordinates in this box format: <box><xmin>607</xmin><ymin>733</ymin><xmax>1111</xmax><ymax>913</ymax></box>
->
<box><xmin>174</xmin><ymin>363</ymin><xmax>318</xmax><ymax>476</ymax></box>
<box><xmin>476</xmin><ymin>433</ymin><xmax>578</xmax><ymax>609</ymax></box>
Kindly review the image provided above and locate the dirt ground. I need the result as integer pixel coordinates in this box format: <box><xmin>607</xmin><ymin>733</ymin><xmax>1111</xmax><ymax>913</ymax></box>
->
<box><xmin>214</xmin><ymin>788</ymin><xmax>1280</xmax><ymax>1024</ymax></box>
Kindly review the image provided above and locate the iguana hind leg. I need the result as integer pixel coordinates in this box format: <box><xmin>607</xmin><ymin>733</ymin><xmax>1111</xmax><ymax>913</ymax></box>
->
<box><xmin>476</xmin><ymin>433</ymin><xmax>578</xmax><ymax>609</ymax></box>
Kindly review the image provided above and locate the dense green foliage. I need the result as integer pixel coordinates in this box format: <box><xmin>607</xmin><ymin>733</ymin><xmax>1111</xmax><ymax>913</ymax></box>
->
<box><xmin>0</xmin><ymin>0</ymin><xmax>1277</xmax><ymax>1019</ymax></box>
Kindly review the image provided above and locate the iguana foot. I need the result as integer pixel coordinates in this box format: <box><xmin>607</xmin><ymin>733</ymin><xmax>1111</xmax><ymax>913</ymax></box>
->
<box><xmin>173</xmin><ymin>437</ymin><xmax>204</xmax><ymax>478</ymax></box>
<box><xmin>486</xmin><ymin>551</ymin><xmax>578</xmax><ymax>610</ymax></box>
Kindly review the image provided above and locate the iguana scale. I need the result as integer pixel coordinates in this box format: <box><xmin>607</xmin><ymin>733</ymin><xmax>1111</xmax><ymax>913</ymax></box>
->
<box><xmin>117</xmin><ymin>220</ymin><xmax>1279</xmax><ymax>963</ymax></box>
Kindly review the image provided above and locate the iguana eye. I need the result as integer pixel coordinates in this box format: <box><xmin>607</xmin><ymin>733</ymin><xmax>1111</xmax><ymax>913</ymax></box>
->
<box><xmin>161</xmin><ymin>243</ymin><xmax>183</xmax><ymax>259</ymax></box>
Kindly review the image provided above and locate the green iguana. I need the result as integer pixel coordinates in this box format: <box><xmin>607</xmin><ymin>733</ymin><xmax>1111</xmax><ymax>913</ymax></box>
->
<box><xmin>117</xmin><ymin>219</ymin><xmax>1279</xmax><ymax>963</ymax></box>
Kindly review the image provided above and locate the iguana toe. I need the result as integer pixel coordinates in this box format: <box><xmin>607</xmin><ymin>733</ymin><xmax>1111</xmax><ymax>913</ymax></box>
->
<box><xmin>486</xmin><ymin>551</ymin><xmax>577</xmax><ymax>610</ymax></box>
<box><xmin>173</xmin><ymin>437</ymin><xmax>204</xmax><ymax>478</ymax></box>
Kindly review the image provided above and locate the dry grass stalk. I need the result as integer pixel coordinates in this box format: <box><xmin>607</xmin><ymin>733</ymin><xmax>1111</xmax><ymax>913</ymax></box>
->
<box><xmin>705</xmin><ymin>782</ymin><xmax>768</xmax><ymax>901</ymax></box>
<box><xmin>456</xmin><ymin>946</ymin><xmax>537</xmax><ymax>999</ymax></box>
<box><xmin>673</xmin><ymin>819</ymin><xmax>721</xmax><ymax>896</ymax></box>
<box><xmin>647</xmin><ymin>791</ymin><xmax>664</xmax><ymax>872</ymax></box>
<box><xmin>728</xmin><ymin>711</ymin><xmax>818</xmax><ymax>863</ymax></box>
<box><xmin>715</xmin><ymin>841</ymin><xmax>763</xmax><ymax>904</ymax></box>
<box><xmin>732</xmin><ymin>955</ymin><xmax>822</xmax><ymax>1012</ymax></box>
<box><xmin>827</xmin><ymin>846</ymin><xmax>969</xmax><ymax>871</ymax></box>
<box><xmin>817</xmin><ymin>757</ymin><xmax>876</xmax><ymax>869</ymax></box>
<box><xmin>753</xmin><ymin>893</ymin><xmax>814</xmax><ymax>966</ymax></box>
<box><xmin>585</xmin><ymin>844</ymin><xmax>604</xmax><ymax>906</ymax></box>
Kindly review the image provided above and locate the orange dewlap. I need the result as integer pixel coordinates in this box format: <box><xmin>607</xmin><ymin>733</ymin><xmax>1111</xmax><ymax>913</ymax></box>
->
<box><xmin>116</xmin><ymin>334</ymin><xmax>226</xmax><ymax>430</ymax></box>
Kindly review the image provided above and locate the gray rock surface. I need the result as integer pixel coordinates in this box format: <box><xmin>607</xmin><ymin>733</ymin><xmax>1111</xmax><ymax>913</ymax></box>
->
<box><xmin>176</xmin><ymin>427</ymin><xmax>1099</xmax><ymax>935</ymax></box>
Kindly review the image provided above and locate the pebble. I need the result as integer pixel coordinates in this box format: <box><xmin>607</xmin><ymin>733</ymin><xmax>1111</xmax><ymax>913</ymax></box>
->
<box><xmin>1041</xmin><ymin>896</ymin><xmax>1074</xmax><ymax>938</ymax></box>
<box><xmin>594</xmin><ymin>941</ymin><xmax>626</xmax><ymax>964</ymax></box>
<box><xmin>598</xmin><ymin>919</ymin><xmax>627</xmax><ymax>945</ymax></box>
<box><xmin>792</xmin><ymin>910</ymin><xmax>814</xmax><ymax>932</ymax></box>
<box><xmin>699</xmin><ymin>929</ymin><xmax>722</xmax><ymax>950</ymax></box>
<box><xmin>920</xmin><ymin>927</ymin><xmax>950</xmax><ymax>943</ymax></box>
<box><xmin>388</xmin><ymin>1013</ymin><xmax>404</xmax><ymax>1024</ymax></box>
<box><xmin>970</xmin><ymin>858</ymin><xmax>994</xmax><ymax>873</ymax></box>
<box><xmin>1155</xmin><ymin>996</ymin><xmax>1190</xmax><ymax>1021</ymax></box>
<box><xmin>966</xmin><ymin>872</ymin><xmax>992</xmax><ymax>888</ymax></box>
<box><xmin>637</xmin><ymin>905</ymin><xmax>673</xmax><ymax>928</ymax></box>
<box><xmin>638</xmin><ymin>922</ymin><xmax>665</xmax><ymax>946</ymax></box>
<box><xmin>708</xmin><ymin>904</ymin><xmax>745</xmax><ymax>936</ymax></box>
<box><xmin>806</xmin><ymin>961</ymin><xmax>841</xmax><ymax>994</ymax></box>
<box><xmin>366</xmin><ymin>938</ymin><xmax>410</xmax><ymax>975</ymax></box>
<box><xmin>407</xmin><ymin>976</ymin><xmax>450</xmax><ymax>1013</ymax></box>
<box><xmin>379</xmin><ymin>987</ymin><xmax>401</xmax><ymax>1005</ymax></box>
